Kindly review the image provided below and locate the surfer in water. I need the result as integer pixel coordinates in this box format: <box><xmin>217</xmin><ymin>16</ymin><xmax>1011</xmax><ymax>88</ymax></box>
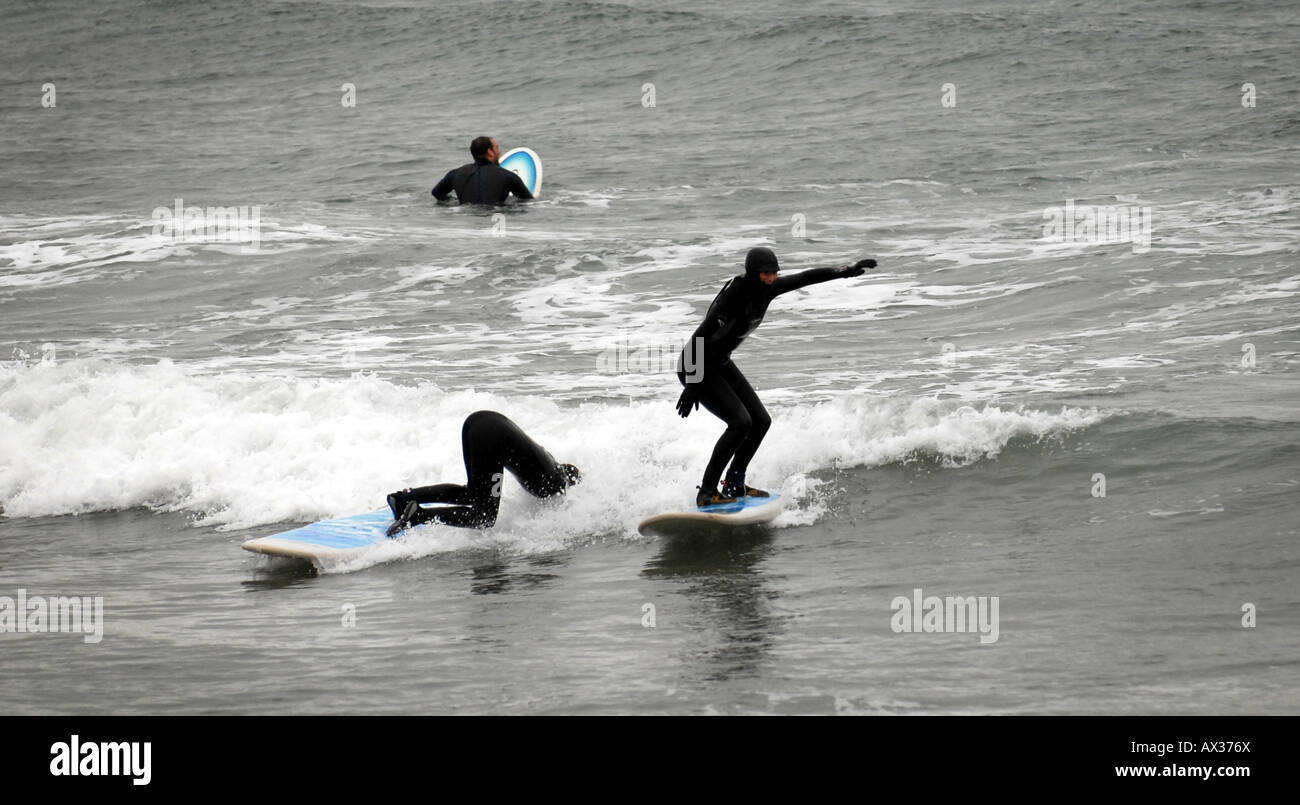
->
<box><xmin>385</xmin><ymin>410</ymin><xmax>580</xmax><ymax>536</ymax></box>
<box><xmin>676</xmin><ymin>247</ymin><xmax>877</xmax><ymax>508</ymax></box>
<box><xmin>431</xmin><ymin>136</ymin><xmax>534</xmax><ymax>205</ymax></box>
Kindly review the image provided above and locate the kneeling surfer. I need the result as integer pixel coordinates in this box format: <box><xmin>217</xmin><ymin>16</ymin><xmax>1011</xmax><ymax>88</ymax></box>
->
<box><xmin>386</xmin><ymin>410</ymin><xmax>580</xmax><ymax>536</ymax></box>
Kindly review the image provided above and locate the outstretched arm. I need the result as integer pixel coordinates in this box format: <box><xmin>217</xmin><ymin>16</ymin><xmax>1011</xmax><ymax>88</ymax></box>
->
<box><xmin>772</xmin><ymin>258</ymin><xmax>877</xmax><ymax>295</ymax></box>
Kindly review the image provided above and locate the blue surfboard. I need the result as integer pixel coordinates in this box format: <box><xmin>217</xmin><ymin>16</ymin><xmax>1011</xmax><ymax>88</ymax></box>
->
<box><xmin>499</xmin><ymin>147</ymin><xmax>543</xmax><ymax>197</ymax></box>
<box><xmin>242</xmin><ymin>509</ymin><xmax>392</xmax><ymax>561</ymax></box>
<box><xmin>637</xmin><ymin>494</ymin><xmax>783</xmax><ymax>538</ymax></box>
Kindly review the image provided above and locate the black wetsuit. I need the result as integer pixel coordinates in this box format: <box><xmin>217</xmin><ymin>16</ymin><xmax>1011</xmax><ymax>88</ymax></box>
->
<box><xmin>678</xmin><ymin>265</ymin><xmax>843</xmax><ymax>492</ymax></box>
<box><xmin>431</xmin><ymin>158</ymin><xmax>533</xmax><ymax>205</ymax></box>
<box><xmin>387</xmin><ymin>411</ymin><xmax>574</xmax><ymax>529</ymax></box>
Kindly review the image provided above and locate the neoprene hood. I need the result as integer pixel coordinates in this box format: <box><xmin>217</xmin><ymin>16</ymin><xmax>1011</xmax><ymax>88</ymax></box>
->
<box><xmin>745</xmin><ymin>247</ymin><xmax>780</xmax><ymax>278</ymax></box>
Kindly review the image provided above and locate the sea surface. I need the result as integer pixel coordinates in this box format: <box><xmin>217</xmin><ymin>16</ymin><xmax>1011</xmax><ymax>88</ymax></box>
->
<box><xmin>1</xmin><ymin>0</ymin><xmax>1297</xmax><ymax>715</ymax></box>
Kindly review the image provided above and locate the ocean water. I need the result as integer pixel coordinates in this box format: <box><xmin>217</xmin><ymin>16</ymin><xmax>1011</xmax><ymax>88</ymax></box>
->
<box><xmin>0</xmin><ymin>0</ymin><xmax>1297</xmax><ymax>715</ymax></box>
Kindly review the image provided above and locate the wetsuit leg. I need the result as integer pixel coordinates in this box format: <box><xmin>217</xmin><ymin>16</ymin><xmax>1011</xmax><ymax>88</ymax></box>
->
<box><xmin>389</xmin><ymin>414</ymin><xmax>505</xmax><ymax>529</ymax></box>
<box><xmin>409</xmin><ymin>499</ymin><xmax>497</xmax><ymax>529</ymax></box>
<box><xmin>718</xmin><ymin>363</ymin><xmax>770</xmax><ymax>478</ymax></box>
<box><xmin>387</xmin><ymin>483</ymin><xmax>488</xmax><ymax>528</ymax></box>
<box><xmin>686</xmin><ymin>361</ymin><xmax>753</xmax><ymax>491</ymax></box>
<box><xmin>388</xmin><ymin>484</ymin><xmax>471</xmax><ymax>516</ymax></box>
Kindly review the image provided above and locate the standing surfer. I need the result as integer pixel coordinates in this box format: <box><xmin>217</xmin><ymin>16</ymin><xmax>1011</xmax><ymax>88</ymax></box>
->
<box><xmin>432</xmin><ymin>136</ymin><xmax>534</xmax><ymax>205</ymax></box>
<box><xmin>676</xmin><ymin>247</ymin><xmax>877</xmax><ymax>507</ymax></box>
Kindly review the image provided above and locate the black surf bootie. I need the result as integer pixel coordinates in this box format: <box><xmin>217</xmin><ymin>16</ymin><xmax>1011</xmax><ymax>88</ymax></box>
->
<box><xmin>696</xmin><ymin>487</ymin><xmax>736</xmax><ymax>508</ymax></box>
<box><xmin>386</xmin><ymin>500</ymin><xmax>421</xmax><ymax>538</ymax></box>
<box><xmin>386</xmin><ymin>490</ymin><xmax>410</xmax><ymax>518</ymax></box>
<box><xmin>722</xmin><ymin>469</ymin><xmax>769</xmax><ymax>499</ymax></box>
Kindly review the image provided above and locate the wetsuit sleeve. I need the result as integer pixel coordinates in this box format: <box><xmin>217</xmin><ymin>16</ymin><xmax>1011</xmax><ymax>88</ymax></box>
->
<box><xmin>508</xmin><ymin>172</ymin><xmax>534</xmax><ymax>201</ymax></box>
<box><xmin>512</xmin><ymin>442</ymin><xmax>569</xmax><ymax>496</ymax></box>
<box><xmin>432</xmin><ymin>169</ymin><xmax>457</xmax><ymax>201</ymax></box>
<box><xmin>771</xmin><ymin>266</ymin><xmax>842</xmax><ymax>296</ymax></box>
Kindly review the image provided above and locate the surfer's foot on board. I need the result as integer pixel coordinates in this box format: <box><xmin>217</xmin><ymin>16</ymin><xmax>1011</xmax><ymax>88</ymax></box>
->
<box><xmin>696</xmin><ymin>487</ymin><xmax>737</xmax><ymax>508</ymax></box>
<box><xmin>386</xmin><ymin>500</ymin><xmax>420</xmax><ymax>537</ymax></box>
<box><xmin>722</xmin><ymin>482</ymin><xmax>769</xmax><ymax>498</ymax></box>
<box><xmin>722</xmin><ymin>470</ymin><xmax>769</xmax><ymax>499</ymax></box>
<box><xmin>386</xmin><ymin>490</ymin><xmax>410</xmax><ymax>518</ymax></box>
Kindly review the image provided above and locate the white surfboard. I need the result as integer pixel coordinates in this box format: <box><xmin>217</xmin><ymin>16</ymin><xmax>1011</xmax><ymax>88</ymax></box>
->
<box><xmin>637</xmin><ymin>494</ymin><xmax>783</xmax><ymax>538</ymax></box>
<box><xmin>499</xmin><ymin>147</ymin><xmax>543</xmax><ymax>197</ymax></box>
<box><xmin>242</xmin><ymin>509</ymin><xmax>392</xmax><ymax>562</ymax></box>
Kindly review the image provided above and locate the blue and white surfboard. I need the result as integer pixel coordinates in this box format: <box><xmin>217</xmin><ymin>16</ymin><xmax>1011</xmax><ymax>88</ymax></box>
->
<box><xmin>499</xmin><ymin>147</ymin><xmax>543</xmax><ymax>197</ymax></box>
<box><xmin>242</xmin><ymin>509</ymin><xmax>392</xmax><ymax>561</ymax></box>
<box><xmin>637</xmin><ymin>494</ymin><xmax>783</xmax><ymax>538</ymax></box>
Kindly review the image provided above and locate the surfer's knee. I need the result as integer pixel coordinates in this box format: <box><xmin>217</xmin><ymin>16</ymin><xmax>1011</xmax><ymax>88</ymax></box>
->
<box><xmin>751</xmin><ymin>409</ymin><xmax>771</xmax><ymax>435</ymax></box>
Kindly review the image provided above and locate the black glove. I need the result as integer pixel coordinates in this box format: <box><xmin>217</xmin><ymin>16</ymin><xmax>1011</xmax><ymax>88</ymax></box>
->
<box><xmin>676</xmin><ymin>386</ymin><xmax>699</xmax><ymax>418</ymax></box>
<box><xmin>843</xmin><ymin>258</ymin><xmax>876</xmax><ymax>278</ymax></box>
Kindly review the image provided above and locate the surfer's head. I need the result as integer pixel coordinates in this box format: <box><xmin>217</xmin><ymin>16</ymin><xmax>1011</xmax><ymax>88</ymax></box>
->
<box><xmin>470</xmin><ymin>136</ymin><xmax>499</xmax><ymax>164</ymax></box>
<box><xmin>560</xmin><ymin>463</ymin><xmax>582</xmax><ymax>488</ymax></box>
<box><xmin>745</xmin><ymin>247</ymin><xmax>780</xmax><ymax>285</ymax></box>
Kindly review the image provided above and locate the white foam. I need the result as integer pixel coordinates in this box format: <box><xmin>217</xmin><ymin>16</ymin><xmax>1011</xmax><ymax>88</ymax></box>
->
<box><xmin>1</xmin><ymin>359</ymin><xmax>1107</xmax><ymax>567</ymax></box>
<box><xmin>0</xmin><ymin>213</ymin><xmax>374</xmax><ymax>293</ymax></box>
<box><xmin>630</xmin><ymin>237</ymin><xmax>770</xmax><ymax>272</ymax></box>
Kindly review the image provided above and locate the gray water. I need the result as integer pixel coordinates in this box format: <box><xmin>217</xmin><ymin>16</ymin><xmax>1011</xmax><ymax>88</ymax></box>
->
<box><xmin>1</xmin><ymin>0</ymin><xmax>1297</xmax><ymax>714</ymax></box>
